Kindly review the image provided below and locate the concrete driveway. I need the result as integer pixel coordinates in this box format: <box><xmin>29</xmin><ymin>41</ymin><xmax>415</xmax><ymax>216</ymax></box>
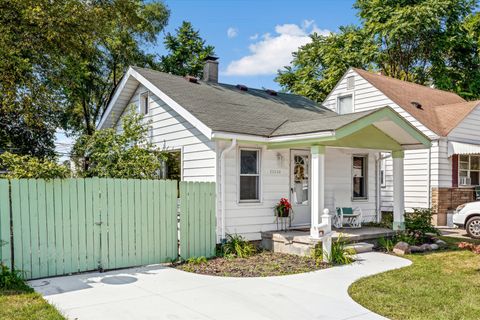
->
<box><xmin>29</xmin><ymin>252</ymin><xmax>411</xmax><ymax>320</ymax></box>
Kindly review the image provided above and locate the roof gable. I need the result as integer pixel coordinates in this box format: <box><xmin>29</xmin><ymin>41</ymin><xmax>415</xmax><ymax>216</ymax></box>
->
<box><xmin>352</xmin><ymin>68</ymin><xmax>477</xmax><ymax>136</ymax></box>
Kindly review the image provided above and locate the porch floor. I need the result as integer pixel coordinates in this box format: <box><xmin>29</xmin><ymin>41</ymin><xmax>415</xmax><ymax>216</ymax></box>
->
<box><xmin>261</xmin><ymin>227</ymin><xmax>395</xmax><ymax>256</ymax></box>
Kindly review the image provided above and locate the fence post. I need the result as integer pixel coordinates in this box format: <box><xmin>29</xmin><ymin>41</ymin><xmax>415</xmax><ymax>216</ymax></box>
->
<box><xmin>321</xmin><ymin>209</ymin><xmax>332</xmax><ymax>263</ymax></box>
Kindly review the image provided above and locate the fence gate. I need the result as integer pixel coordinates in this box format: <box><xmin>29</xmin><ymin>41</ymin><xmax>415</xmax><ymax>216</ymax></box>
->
<box><xmin>179</xmin><ymin>181</ymin><xmax>216</xmax><ymax>259</ymax></box>
<box><xmin>0</xmin><ymin>178</ymin><xmax>178</xmax><ymax>279</ymax></box>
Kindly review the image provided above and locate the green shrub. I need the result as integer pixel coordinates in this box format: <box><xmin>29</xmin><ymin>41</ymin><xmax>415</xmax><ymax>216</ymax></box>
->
<box><xmin>0</xmin><ymin>264</ymin><xmax>30</xmax><ymax>291</ymax></box>
<box><xmin>186</xmin><ymin>256</ymin><xmax>207</xmax><ymax>265</ymax></box>
<box><xmin>312</xmin><ymin>236</ymin><xmax>355</xmax><ymax>265</ymax></box>
<box><xmin>393</xmin><ymin>232</ymin><xmax>418</xmax><ymax>245</ymax></box>
<box><xmin>378</xmin><ymin>237</ymin><xmax>395</xmax><ymax>252</ymax></box>
<box><xmin>219</xmin><ymin>234</ymin><xmax>256</xmax><ymax>258</ymax></box>
<box><xmin>0</xmin><ymin>152</ymin><xmax>70</xmax><ymax>179</ymax></box>
<box><xmin>405</xmin><ymin>208</ymin><xmax>439</xmax><ymax>244</ymax></box>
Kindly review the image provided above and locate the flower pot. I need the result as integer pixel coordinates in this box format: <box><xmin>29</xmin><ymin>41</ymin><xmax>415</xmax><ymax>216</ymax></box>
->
<box><xmin>277</xmin><ymin>207</ymin><xmax>290</xmax><ymax>218</ymax></box>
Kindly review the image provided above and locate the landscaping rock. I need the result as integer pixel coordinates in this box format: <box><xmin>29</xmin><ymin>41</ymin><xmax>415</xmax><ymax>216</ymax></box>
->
<box><xmin>410</xmin><ymin>245</ymin><xmax>425</xmax><ymax>253</ymax></box>
<box><xmin>435</xmin><ymin>239</ymin><xmax>447</xmax><ymax>247</ymax></box>
<box><xmin>420</xmin><ymin>244</ymin><xmax>432</xmax><ymax>251</ymax></box>
<box><xmin>430</xmin><ymin>243</ymin><xmax>439</xmax><ymax>250</ymax></box>
<box><xmin>393</xmin><ymin>242</ymin><xmax>411</xmax><ymax>255</ymax></box>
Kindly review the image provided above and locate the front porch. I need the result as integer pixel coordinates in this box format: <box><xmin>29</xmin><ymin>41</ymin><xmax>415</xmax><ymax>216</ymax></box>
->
<box><xmin>261</xmin><ymin>227</ymin><xmax>395</xmax><ymax>256</ymax></box>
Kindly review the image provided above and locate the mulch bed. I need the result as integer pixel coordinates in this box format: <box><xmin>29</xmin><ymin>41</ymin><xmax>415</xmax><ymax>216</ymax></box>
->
<box><xmin>173</xmin><ymin>251</ymin><xmax>329</xmax><ymax>277</ymax></box>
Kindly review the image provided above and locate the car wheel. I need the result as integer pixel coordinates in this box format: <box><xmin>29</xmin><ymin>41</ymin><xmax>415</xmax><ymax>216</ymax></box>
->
<box><xmin>466</xmin><ymin>217</ymin><xmax>480</xmax><ymax>239</ymax></box>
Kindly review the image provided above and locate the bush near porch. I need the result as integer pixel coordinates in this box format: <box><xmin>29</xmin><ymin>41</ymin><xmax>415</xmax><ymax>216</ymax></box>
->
<box><xmin>349</xmin><ymin>236</ymin><xmax>480</xmax><ymax>320</ymax></box>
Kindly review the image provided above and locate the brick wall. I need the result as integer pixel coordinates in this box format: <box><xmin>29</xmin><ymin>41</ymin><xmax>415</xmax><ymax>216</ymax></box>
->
<box><xmin>431</xmin><ymin>187</ymin><xmax>475</xmax><ymax>225</ymax></box>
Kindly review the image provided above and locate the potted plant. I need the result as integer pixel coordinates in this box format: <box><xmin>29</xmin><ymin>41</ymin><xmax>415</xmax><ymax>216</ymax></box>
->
<box><xmin>275</xmin><ymin>198</ymin><xmax>292</xmax><ymax>217</ymax></box>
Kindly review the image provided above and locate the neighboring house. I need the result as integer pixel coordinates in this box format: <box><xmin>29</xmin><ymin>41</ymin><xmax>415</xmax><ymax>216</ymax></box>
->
<box><xmin>323</xmin><ymin>68</ymin><xmax>480</xmax><ymax>225</ymax></box>
<box><xmin>98</xmin><ymin>58</ymin><xmax>430</xmax><ymax>241</ymax></box>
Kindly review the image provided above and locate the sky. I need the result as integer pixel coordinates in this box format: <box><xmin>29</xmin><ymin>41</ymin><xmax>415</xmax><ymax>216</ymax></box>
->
<box><xmin>56</xmin><ymin>0</ymin><xmax>359</xmax><ymax>159</ymax></box>
<box><xmin>152</xmin><ymin>0</ymin><xmax>359</xmax><ymax>90</ymax></box>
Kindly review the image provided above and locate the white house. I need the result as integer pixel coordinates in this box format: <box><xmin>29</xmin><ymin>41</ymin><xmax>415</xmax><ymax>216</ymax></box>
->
<box><xmin>98</xmin><ymin>59</ymin><xmax>430</xmax><ymax>241</ymax></box>
<box><xmin>323</xmin><ymin>68</ymin><xmax>480</xmax><ymax>225</ymax></box>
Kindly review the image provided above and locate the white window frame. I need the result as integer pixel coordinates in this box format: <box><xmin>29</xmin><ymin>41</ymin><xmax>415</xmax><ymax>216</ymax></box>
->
<box><xmin>139</xmin><ymin>91</ymin><xmax>149</xmax><ymax>115</ymax></box>
<box><xmin>352</xmin><ymin>154</ymin><xmax>368</xmax><ymax>201</ymax></box>
<box><xmin>336</xmin><ymin>93</ymin><xmax>354</xmax><ymax>114</ymax></box>
<box><xmin>380</xmin><ymin>158</ymin><xmax>387</xmax><ymax>188</ymax></box>
<box><xmin>346</xmin><ymin>76</ymin><xmax>355</xmax><ymax>90</ymax></box>
<box><xmin>459</xmin><ymin>154</ymin><xmax>480</xmax><ymax>186</ymax></box>
<box><xmin>238</xmin><ymin>148</ymin><xmax>261</xmax><ymax>203</ymax></box>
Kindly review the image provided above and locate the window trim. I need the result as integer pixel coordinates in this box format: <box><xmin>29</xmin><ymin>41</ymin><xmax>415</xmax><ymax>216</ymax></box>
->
<box><xmin>238</xmin><ymin>147</ymin><xmax>262</xmax><ymax>203</ymax></box>
<box><xmin>336</xmin><ymin>93</ymin><xmax>355</xmax><ymax>114</ymax></box>
<box><xmin>139</xmin><ymin>91</ymin><xmax>149</xmax><ymax>115</ymax></box>
<box><xmin>458</xmin><ymin>154</ymin><xmax>480</xmax><ymax>186</ymax></box>
<box><xmin>352</xmin><ymin>154</ymin><xmax>368</xmax><ymax>201</ymax></box>
<box><xmin>380</xmin><ymin>158</ymin><xmax>387</xmax><ymax>188</ymax></box>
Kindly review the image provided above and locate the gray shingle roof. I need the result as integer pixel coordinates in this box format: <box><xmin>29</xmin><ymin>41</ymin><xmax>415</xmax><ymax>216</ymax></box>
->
<box><xmin>270</xmin><ymin>110</ymin><xmax>377</xmax><ymax>136</ymax></box>
<box><xmin>133</xmin><ymin>66</ymin><xmax>354</xmax><ymax>137</ymax></box>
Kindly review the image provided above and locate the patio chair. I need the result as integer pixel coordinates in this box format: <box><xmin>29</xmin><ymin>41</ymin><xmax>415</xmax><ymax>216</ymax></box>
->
<box><xmin>333</xmin><ymin>207</ymin><xmax>363</xmax><ymax>229</ymax></box>
<box><xmin>475</xmin><ymin>186</ymin><xmax>480</xmax><ymax>200</ymax></box>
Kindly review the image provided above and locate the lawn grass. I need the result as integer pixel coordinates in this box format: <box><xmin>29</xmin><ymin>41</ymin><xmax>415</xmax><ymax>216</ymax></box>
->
<box><xmin>0</xmin><ymin>288</ymin><xmax>65</xmax><ymax>320</ymax></box>
<box><xmin>349</xmin><ymin>237</ymin><xmax>480</xmax><ymax>320</ymax></box>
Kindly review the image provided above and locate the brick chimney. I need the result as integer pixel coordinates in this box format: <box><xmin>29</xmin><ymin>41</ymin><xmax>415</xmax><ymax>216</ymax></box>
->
<box><xmin>203</xmin><ymin>56</ymin><xmax>219</xmax><ymax>83</ymax></box>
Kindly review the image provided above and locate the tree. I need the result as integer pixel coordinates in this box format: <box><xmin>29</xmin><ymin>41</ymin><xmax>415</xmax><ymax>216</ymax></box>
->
<box><xmin>355</xmin><ymin>0</ymin><xmax>479</xmax><ymax>88</ymax></box>
<box><xmin>0</xmin><ymin>0</ymin><xmax>170</xmax><ymax>157</ymax></box>
<box><xmin>0</xmin><ymin>0</ymin><xmax>97</xmax><ymax>157</ymax></box>
<box><xmin>159</xmin><ymin>21</ymin><xmax>215</xmax><ymax>77</ymax></box>
<box><xmin>60</xmin><ymin>0</ymin><xmax>170</xmax><ymax>136</ymax></box>
<box><xmin>276</xmin><ymin>26</ymin><xmax>377</xmax><ymax>102</ymax></box>
<box><xmin>277</xmin><ymin>0</ymin><xmax>480</xmax><ymax>101</ymax></box>
<box><xmin>72</xmin><ymin>106</ymin><xmax>166</xmax><ymax>179</ymax></box>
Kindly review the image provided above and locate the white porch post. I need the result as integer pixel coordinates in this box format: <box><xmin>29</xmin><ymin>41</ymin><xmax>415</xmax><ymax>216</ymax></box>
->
<box><xmin>392</xmin><ymin>150</ymin><xmax>405</xmax><ymax>230</ymax></box>
<box><xmin>310</xmin><ymin>145</ymin><xmax>325</xmax><ymax>238</ymax></box>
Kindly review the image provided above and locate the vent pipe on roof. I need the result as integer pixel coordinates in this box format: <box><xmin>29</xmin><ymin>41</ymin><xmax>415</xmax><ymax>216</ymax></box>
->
<box><xmin>203</xmin><ymin>55</ymin><xmax>219</xmax><ymax>83</ymax></box>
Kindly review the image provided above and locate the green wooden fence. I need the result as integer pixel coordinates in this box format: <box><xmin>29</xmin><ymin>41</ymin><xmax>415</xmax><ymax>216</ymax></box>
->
<box><xmin>180</xmin><ymin>181</ymin><xmax>216</xmax><ymax>259</ymax></box>
<box><xmin>0</xmin><ymin>178</ymin><xmax>215</xmax><ymax>280</ymax></box>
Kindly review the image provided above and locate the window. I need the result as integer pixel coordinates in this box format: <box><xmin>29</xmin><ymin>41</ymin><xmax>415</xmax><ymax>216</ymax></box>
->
<box><xmin>353</xmin><ymin>155</ymin><xmax>367</xmax><ymax>199</ymax></box>
<box><xmin>338</xmin><ymin>95</ymin><xmax>353</xmax><ymax>114</ymax></box>
<box><xmin>160</xmin><ymin>150</ymin><xmax>181</xmax><ymax>181</ymax></box>
<box><xmin>140</xmin><ymin>92</ymin><xmax>149</xmax><ymax>114</ymax></box>
<box><xmin>239</xmin><ymin>149</ymin><xmax>260</xmax><ymax>201</ymax></box>
<box><xmin>459</xmin><ymin>155</ymin><xmax>480</xmax><ymax>186</ymax></box>
<box><xmin>346</xmin><ymin>76</ymin><xmax>355</xmax><ymax>90</ymax></box>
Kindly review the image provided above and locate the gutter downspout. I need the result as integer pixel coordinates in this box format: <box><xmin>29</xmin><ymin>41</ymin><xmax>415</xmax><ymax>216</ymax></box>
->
<box><xmin>428</xmin><ymin>145</ymin><xmax>432</xmax><ymax>209</ymax></box>
<box><xmin>220</xmin><ymin>139</ymin><xmax>237</xmax><ymax>241</ymax></box>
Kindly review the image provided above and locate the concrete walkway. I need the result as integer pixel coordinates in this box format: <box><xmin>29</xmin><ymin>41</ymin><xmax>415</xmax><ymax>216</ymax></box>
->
<box><xmin>29</xmin><ymin>252</ymin><xmax>411</xmax><ymax>320</ymax></box>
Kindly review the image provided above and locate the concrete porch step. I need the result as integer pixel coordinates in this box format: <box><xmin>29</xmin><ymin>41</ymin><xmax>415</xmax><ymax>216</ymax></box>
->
<box><xmin>345</xmin><ymin>242</ymin><xmax>374</xmax><ymax>254</ymax></box>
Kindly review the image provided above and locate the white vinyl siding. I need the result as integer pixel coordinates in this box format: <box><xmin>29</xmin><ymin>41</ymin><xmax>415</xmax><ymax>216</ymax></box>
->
<box><xmin>116</xmin><ymin>84</ymin><xmax>216</xmax><ymax>182</ymax></box>
<box><xmin>448</xmin><ymin>105</ymin><xmax>480</xmax><ymax>144</ymax></box>
<box><xmin>323</xmin><ymin>68</ymin><xmax>436</xmax><ymax>212</ymax></box>
<box><xmin>218</xmin><ymin>144</ymin><xmax>379</xmax><ymax>241</ymax></box>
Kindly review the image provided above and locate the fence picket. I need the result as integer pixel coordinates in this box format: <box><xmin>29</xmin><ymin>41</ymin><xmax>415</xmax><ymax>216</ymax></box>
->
<box><xmin>45</xmin><ymin>180</ymin><xmax>56</xmax><ymax>277</ymax></box>
<box><xmin>77</xmin><ymin>179</ymin><xmax>87</xmax><ymax>273</ymax></box>
<box><xmin>37</xmin><ymin>179</ymin><xmax>48</xmax><ymax>278</ymax></box>
<box><xmin>0</xmin><ymin>180</ymin><xmax>11</xmax><ymax>269</ymax></box>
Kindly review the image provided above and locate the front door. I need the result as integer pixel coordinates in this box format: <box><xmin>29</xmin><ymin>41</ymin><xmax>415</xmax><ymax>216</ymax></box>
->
<box><xmin>290</xmin><ymin>150</ymin><xmax>310</xmax><ymax>226</ymax></box>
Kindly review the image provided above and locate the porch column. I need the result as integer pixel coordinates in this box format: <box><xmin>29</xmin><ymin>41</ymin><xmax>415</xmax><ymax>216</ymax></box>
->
<box><xmin>310</xmin><ymin>145</ymin><xmax>325</xmax><ymax>238</ymax></box>
<box><xmin>392</xmin><ymin>150</ymin><xmax>405</xmax><ymax>230</ymax></box>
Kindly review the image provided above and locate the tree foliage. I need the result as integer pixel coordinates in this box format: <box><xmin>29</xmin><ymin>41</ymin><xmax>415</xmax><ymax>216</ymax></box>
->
<box><xmin>0</xmin><ymin>152</ymin><xmax>70</xmax><ymax>179</ymax></box>
<box><xmin>72</xmin><ymin>106</ymin><xmax>166</xmax><ymax>179</ymax></box>
<box><xmin>277</xmin><ymin>0</ymin><xmax>480</xmax><ymax>102</ymax></box>
<box><xmin>276</xmin><ymin>26</ymin><xmax>377</xmax><ymax>102</ymax></box>
<box><xmin>0</xmin><ymin>0</ymin><xmax>170</xmax><ymax>157</ymax></box>
<box><xmin>159</xmin><ymin>21</ymin><xmax>215</xmax><ymax>77</ymax></box>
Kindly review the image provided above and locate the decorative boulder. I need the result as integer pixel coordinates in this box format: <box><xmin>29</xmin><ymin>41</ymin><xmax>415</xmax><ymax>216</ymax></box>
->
<box><xmin>435</xmin><ymin>239</ymin><xmax>447</xmax><ymax>247</ymax></box>
<box><xmin>393</xmin><ymin>242</ymin><xmax>411</xmax><ymax>255</ymax></box>
<box><xmin>410</xmin><ymin>245</ymin><xmax>424</xmax><ymax>253</ymax></box>
<box><xmin>430</xmin><ymin>243</ymin><xmax>439</xmax><ymax>250</ymax></box>
<box><xmin>420</xmin><ymin>244</ymin><xmax>432</xmax><ymax>251</ymax></box>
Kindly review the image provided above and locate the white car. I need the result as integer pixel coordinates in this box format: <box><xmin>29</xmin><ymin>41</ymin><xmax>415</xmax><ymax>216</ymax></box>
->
<box><xmin>453</xmin><ymin>201</ymin><xmax>480</xmax><ymax>239</ymax></box>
